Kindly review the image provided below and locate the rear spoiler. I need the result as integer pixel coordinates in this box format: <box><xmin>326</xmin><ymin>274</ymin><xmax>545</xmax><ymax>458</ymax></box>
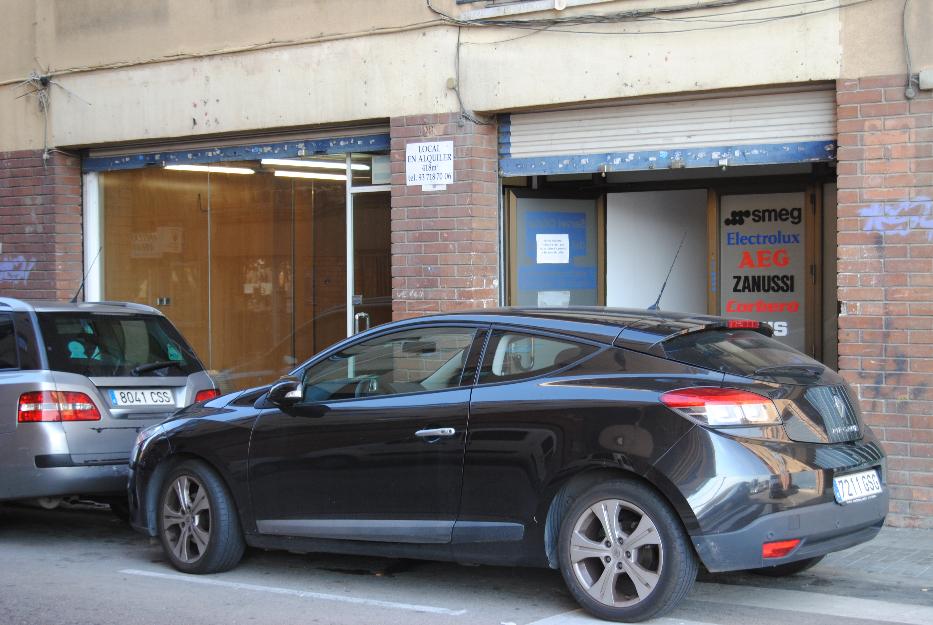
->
<box><xmin>614</xmin><ymin>318</ymin><xmax>773</xmax><ymax>357</ymax></box>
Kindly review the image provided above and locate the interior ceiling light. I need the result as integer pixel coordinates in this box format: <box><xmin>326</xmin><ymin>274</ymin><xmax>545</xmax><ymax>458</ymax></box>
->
<box><xmin>273</xmin><ymin>170</ymin><xmax>347</xmax><ymax>181</ymax></box>
<box><xmin>261</xmin><ymin>158</ymin><xmax>370</xmax><ymax>171</ymax></box>
<box><xmin>164</xmin><ymin>165</ymin><xmax>254</xmax><ymax>174</ymax></box>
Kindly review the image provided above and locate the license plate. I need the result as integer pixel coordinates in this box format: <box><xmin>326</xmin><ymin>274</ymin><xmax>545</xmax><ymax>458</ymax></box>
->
<box><xmin>108</xmin><ymin>388</ymin><xmax>175</xmax><ymax>407</ymax></box>
<box><xmin>833</xmin><ymin>469</ymin><xmax>883</xmax><ymax>504</ymax></box>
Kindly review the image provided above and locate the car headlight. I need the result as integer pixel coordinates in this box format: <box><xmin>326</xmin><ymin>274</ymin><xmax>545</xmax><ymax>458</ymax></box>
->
<box><xmin>130</xmin><ymin>424</ymin><xmax>163</xmax><ymax>467</ymax></box>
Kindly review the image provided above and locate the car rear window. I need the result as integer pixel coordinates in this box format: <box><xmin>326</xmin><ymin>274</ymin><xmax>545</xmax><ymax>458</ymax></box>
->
<box><xmin>0</xmin><ymin>314</ymin><xmax>17</xmax><ymax>370</ymax></box>
<box><xmin>37</xmin><ymin>312</ymin><xmax>203</xmax><ymax>378</ymax></box>
<box><xmin>661</xmin><ymin>329</ymin><xmax>821</xmax><ymax>377</ymax></box>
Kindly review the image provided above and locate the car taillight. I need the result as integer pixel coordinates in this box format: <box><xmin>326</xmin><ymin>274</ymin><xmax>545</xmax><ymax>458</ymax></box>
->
<box><xmin>727</xmin><ymin>319</ymin><xmax>761</xmax><ymax>330</ymax></box>
<box><xmin>194</xmin><ymin>389</ymin><xmax>221</xmax><ymax>403</ymax></box>
<box><xmin>762</xmin><ymin>538</ymin><xmax>800</xmax><ymax>559</ymax></box>
<box><xmin>660</xmin><ymin>387</ymin><xmax>781</xmax><ymax>427</ymax></box>
<box><xmin>18</xmin><ymin>391</ymin><xmax>101</xmax><ymax>423</ymax></box>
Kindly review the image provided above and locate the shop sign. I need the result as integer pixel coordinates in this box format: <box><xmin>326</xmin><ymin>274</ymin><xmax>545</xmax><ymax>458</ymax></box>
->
<box><xmin>719</xmin><ymin>193</ymin><xmax>806</xmax><ymax>351</ymax></box>
<box><xmin>405</xmin><ymin>141</ymin><xmax>454</xmax><ymax>191</ymax></box>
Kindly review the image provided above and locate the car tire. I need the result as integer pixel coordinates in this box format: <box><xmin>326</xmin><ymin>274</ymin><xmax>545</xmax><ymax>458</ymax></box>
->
<box><xmin>751</xmin><ymin>555</ymin><xmax>824</xmax><ymax>577</ymax></box>
<box><xmin>557</xmin><ymin>479</ymin><xmax>697</xmax><ymax>622</ymax></box>
<box><xmin>157</xmin><ymin>459</ymin><xmax>245</xmax><ymax>574</ymax></box>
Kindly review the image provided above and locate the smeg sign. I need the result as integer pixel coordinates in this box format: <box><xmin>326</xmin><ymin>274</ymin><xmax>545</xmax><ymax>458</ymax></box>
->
<box><xmin>723</xmin><ymin>206</ymin><xmax>802</xmax><ymax>226</ymax></box>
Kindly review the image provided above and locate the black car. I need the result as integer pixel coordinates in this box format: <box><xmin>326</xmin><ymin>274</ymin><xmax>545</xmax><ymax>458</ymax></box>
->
<box><xmin>128</xmin><ymin>308</ymin><xmax>887</xmax><ymax>622</ymax></box>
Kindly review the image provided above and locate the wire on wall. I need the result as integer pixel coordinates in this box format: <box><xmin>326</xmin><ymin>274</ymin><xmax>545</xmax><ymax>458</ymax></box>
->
<box><xmin>903</xmin><ymin>0</ymin><xmax>917</xmax><ymax>99</ymax></box>
<box><xmin>427</xmin><ymin>0</ymin><xmax>876</xmax><ymax>36</ymax></box>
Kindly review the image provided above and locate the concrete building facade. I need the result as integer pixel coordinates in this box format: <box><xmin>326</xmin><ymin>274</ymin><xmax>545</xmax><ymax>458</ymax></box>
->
<box><xmin>1</xmin><ymin>0</ymin><xmax>932</xmax><ymax>526</ymax></box>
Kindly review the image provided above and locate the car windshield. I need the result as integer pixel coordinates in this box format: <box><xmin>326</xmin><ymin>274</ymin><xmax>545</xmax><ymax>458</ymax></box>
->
<box><xmin>37</xmin><ymin>312</ymin><xmax>202</xmax><ymax>377</ymax></box>
<box><xmin>661</xmin><ymin>329</ymin><xmax>823</xmax><ymax>378</ymax></box>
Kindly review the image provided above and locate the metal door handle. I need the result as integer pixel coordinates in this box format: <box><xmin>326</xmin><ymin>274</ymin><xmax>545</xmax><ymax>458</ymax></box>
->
<box><xmin>415</xmin><ymin>428</ymin><xmax>456</xmax><ymax>438</ymax></box>
<box><xmin>354</xmin><ymin>311</ymin><xmax>370</xmax><ymax>334</ymax></box>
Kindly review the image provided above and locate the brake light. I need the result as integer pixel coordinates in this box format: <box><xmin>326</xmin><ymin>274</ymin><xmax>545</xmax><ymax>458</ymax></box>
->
<box><xmin>660</xmin><ymin>387</ymin><xmax>781</xmax><ymax>427</ymax></box>
<box><xmin>727</xmin><ymin>319</ymin><xmax>761</xmax><ymax>329</ymax></box>
<box><xmin>194</xmin><ymin>389</ymin><xmax>221</xmax><ymax>403</ymax></box>
<box><xmin>762</xmin><ymin>539</ymin><xmax>800</xmax><ymax>559</ymax></box>
<box><xmin>18</xmin><ymin>391</ymin><xmax>101</xmax><ymax>423</ymax></box>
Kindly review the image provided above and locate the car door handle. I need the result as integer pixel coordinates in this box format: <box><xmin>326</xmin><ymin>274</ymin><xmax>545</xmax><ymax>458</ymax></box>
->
<box><xmin>415</xmin><ymin>428</ymin><xmax>456</xmax><ymax>438</ymax></box>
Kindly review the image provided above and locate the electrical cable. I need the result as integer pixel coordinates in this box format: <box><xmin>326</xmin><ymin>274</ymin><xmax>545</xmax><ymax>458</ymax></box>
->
<box><xmin>427</xmin><ymin>0</ymin><xmax>875</xmax><ymax>36</ymax></box>
<box><xmin>903</xmin><ymin>0</ymin><xmax>917</xmax><ymax>99</ymax></box>
<box><xmin>452</xmin><ymin>26</ymin><xmax>493</xmax><ymax>125</ymax></box>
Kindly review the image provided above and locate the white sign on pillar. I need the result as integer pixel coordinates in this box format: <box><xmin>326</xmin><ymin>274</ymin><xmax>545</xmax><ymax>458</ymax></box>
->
<box><xmin>405</xmin><ymin>141</ymin><xmax>454</xmax><ymax>191</ymax></box>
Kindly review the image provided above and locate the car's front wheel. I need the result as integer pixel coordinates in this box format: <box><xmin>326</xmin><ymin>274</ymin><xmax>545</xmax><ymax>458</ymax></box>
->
<box><xmin>558</xmin><ymin>480</ymin><xmax>697</xmax><ymax>622</ymax></box>
<box><xmin>157</xmin><ymin>460</ymin><xmax>245</xmax><ymax>574</ymax></box>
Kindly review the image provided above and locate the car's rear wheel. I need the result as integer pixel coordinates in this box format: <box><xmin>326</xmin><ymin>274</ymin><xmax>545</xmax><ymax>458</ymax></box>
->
<box><xmin>157</xmin><ymin>460</ymin><xmax>245</xmax><ymax>574</ymax></box>
<box><xmin>751</xmin><ymin>555</ymin><xmax>824</xmax><ymax>577</ymax></box>
<box><xmin>558</xmin><ymin>480</ymin><xmax>697</xmax><ymax>622</ymax></box>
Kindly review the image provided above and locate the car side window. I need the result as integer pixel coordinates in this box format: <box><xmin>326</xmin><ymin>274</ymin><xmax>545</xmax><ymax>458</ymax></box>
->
<box><xmin>301</xmin><ymin>326</ymin><xmax>478</xmax><ymax>402</ymax></box>
<box><xmin>0</xmin><ymin>314</ymin><xmax>18</xmax><ymax>370</ymax></box>
<box><xmin>477</xmin><ymin>331</ymin><xmax>597</xmax><ymax>385</ymax></box>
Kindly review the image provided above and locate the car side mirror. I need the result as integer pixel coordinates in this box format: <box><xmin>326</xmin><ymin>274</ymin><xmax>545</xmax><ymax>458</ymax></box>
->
<box><xmin>268</xmin><ymin>376</ymin><xmax>302</xmax><ymax>409</ymax></box>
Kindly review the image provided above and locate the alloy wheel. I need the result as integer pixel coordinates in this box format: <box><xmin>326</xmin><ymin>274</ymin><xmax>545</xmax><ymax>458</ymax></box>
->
<box><xmin>569</xmin><ymin>498</ymin><xmax>663</xmax><ymax>607</ymax></box>
<box><xmin>161</xmin><ymin>474</ymin><xmax>211</xmax><ymax>564</ymax></box>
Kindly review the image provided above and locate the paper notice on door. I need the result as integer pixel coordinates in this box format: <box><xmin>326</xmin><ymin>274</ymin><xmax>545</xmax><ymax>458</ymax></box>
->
<box><xmin>538</xmin><ymin>290</ymin><xmax>571</xmax><ymax>307</ymax></box>
<box><xmin>536</xmin><ymin>233</ymin><xmax>570</xmax><ymax>264</ymax></box>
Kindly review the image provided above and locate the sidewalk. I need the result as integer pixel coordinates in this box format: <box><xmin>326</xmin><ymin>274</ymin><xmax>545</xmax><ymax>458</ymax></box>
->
<box><xmin>821</xmin><ymin>526</ymin><xmax>933</xmax><ymax>581</ymax></box>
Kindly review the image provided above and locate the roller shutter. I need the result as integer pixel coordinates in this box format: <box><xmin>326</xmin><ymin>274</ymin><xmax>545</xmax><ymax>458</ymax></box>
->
<box><xmin>499</xmin><ymin>87</ymin><xmax>836</xmax><ymax>176</ymax></box>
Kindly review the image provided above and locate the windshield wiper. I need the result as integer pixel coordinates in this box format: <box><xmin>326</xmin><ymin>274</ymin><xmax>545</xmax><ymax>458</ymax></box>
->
<box><xmin>753</xmin><ymin>364</ymin><xmax>824</xmax><ymax>378</ymax></box>
<box><xmin>132</xmin><ymin>361</ymin><xmax>179</xmax><ymax>376</ymax></box>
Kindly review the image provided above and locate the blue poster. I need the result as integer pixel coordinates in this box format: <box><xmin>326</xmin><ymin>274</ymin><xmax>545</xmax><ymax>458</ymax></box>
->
<box><xmin>523</xmin><ymin>211</ymin><xmax>588</xmax><ymax>261</ymax></box>
<box><xmin>519</xmin><ymin>210</ymin><xmax>596</xmax><ymax>291</ymax></box>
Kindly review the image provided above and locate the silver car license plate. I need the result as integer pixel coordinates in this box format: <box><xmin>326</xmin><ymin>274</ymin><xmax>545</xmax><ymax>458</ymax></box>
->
<box><xmin>833</xmin><ymin>468</ymin><xmax>883</xmax><ymax>505</ymax></box>
<box><xmin>109</xmin><ymin>388</ymin><xmax>175</xmax><ymax>407</ymax></box>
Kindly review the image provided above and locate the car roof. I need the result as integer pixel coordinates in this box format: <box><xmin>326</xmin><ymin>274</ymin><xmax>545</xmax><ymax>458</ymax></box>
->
<box><xmin>0</xmin><ymin>298</ymin><xmax>162</xmax><ymax>316</ymax></box>
<box><xmin>393</xmin><ymin>307</ymin><xmax>738</xmax><ymax>351</ymax></box>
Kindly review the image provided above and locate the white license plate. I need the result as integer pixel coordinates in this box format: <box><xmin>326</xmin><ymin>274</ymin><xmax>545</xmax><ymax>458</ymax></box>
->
<box><xmin>833</xmin><ymin>469</ymin><xmax>883</xmax><ymax>504</ymax></box>
<box><xmin>108</xmin><ymin>388</ymin><xmax>175</xmax><ymax>407</ymax></box>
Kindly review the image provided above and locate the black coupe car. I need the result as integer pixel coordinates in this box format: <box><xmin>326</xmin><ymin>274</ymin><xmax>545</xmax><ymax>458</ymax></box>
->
<box><xmin>128</xmin><ymin>308</ymin><xmax>887</xmax><ymax>622</ymax></box>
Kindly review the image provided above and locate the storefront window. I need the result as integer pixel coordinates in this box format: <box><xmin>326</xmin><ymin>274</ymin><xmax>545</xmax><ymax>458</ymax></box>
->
<box><xmin>99</xmin><ymin>153</ymin><xmax>389</xmax><ymax>392</ymax></box>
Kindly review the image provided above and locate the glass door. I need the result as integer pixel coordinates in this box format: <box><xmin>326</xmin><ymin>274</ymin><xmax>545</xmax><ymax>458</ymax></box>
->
<box><xmin>346</xmin><ymin>154</ymin><xmax>391</xmax><ymax>336</ymax></box>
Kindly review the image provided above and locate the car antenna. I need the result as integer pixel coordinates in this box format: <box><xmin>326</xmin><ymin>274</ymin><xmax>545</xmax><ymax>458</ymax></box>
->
<box><xmin>71</xmin><ymin>246</ymin><xmax>102</xmax><ymax>303</ymax></box>
<box><xmin>648</xmin><ymin>230</ymin><xmax>687</xmax><ymax>311</ymax></box>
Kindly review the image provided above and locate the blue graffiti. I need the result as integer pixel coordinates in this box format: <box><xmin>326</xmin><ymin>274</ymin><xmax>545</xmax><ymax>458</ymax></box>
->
<box><xmin>860</xmin><ymin>196</ymin><xmax>933</xmax><ymax>240</ymax></box>
<box><xmin>0</xmin><ymin>256</ymin><xmax>36</xmax><ymax>284</ymax></box>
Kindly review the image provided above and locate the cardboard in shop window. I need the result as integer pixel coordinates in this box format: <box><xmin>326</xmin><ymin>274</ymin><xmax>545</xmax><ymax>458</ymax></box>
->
<box><xmin>719</xmin><ymin>193</ymin><xmax>806</xmax><ymax>352</ymax></box>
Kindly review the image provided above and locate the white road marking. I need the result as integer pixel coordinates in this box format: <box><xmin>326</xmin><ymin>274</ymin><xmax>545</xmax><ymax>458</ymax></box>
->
<box><xmin>118</xmin><ymin>568</ymin><xmax>467</xmax><ymax>616</ymax></box>
<box><xmin>524</xmin><ymin>609</ymin><xmax>720</xmax><ymax>625</ymax></box>
<box><xmin>694</xmin><ymin>582</ymin><xmax>933</xmax><ymax>625</ymax></box>
<box><xmin>526</xmin><ymin>582</ymin><xmax>933</xmax><ymax>625</ymax></box>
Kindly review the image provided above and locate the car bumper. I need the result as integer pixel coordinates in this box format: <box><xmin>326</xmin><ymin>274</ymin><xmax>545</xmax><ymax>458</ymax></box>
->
<box><xmin>0</xmin><ymin>463</ymin><xmax>128</xmax><ymax>500</ymax></box>
<box><xmin>651</xmin><ymin>426</ymin><xmax>888</xmax><ymax>572</ymax></box>
<box><xmin>693</xmin><ymin>489</ymin><xmax>888</xmax><ymax>571</ymax></box>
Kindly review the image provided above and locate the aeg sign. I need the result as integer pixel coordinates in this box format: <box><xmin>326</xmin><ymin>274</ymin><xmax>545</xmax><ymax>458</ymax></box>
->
<box><xmin>719</xmin><ymin>193</ymin><xmax>806</xmax><ymax>352</ymax></box>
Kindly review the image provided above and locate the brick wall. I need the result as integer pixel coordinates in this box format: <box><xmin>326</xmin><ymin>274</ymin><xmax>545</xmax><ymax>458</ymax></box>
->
<box><xmin>389</xmin><ymin>114</ymin><xmax>499</xmax><ymax>319</ymax></box>
<box><xmin>0</xmin><ymin>150</ymin><xmax>83</xmax><ymax>301</ymax></box>
<box><xmin>836</xmin><ymin>75</ymin><xmax>933</xmax><ymax>528</ymax></box>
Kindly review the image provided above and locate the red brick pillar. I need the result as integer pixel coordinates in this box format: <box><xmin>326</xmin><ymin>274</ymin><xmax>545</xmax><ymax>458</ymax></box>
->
<box><xmin>836</xmin><ymin>76</ymin><xmax>933</xmax><ymax>528</ymax></box>
<box><xmin>389</xmin><ymin>114</ymin><xmax>499</xmax><ymax>319</ymax></box>
<box><xmin>0</xmin><ymin>150</ymin><xmax>83</xmax><ymax>300</ymax></box>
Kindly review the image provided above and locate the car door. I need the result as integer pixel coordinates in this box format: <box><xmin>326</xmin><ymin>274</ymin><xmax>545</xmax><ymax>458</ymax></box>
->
<box><xmin>249</xmin><ymin>323</ymin><xmax>485</xmax><ymax>544</ymax></box>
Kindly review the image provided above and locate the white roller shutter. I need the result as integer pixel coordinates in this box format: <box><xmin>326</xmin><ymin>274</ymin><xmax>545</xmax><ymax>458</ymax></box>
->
<box><xmin>500</xmin><ymin>87</ymin><xmax>836</xmax><ymax>175</ymax></box>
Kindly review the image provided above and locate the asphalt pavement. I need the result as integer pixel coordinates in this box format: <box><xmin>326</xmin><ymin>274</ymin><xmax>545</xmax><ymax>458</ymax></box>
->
<box><xmin>0</xmin><ymin>502</ymin><xmax>931</xmax><ymax>625</ymax></box>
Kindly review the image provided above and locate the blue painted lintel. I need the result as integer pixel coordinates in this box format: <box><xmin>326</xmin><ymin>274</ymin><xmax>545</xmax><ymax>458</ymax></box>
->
<box><xmin>498</xmin><ymin>140</ymin><xmax>836</xmax><ymax>177</ymax></box>
<box><xmin>82</xmin><ymin>133</ymin><xmax>391</xmax><ymax>173</ymax></box>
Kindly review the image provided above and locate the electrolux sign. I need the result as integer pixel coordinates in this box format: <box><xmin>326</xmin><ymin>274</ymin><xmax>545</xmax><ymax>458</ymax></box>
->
<box><xmin>719</xmin><ymin>194</ymin><xmax>806</xmax><ymax>352</ymax></box>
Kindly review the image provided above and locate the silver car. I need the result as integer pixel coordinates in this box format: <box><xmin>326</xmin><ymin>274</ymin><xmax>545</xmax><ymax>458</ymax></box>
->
<box><xmin>0</xmin><ymin>298</ymin><xmax>217</xmax><ymax>512</ymax></box>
